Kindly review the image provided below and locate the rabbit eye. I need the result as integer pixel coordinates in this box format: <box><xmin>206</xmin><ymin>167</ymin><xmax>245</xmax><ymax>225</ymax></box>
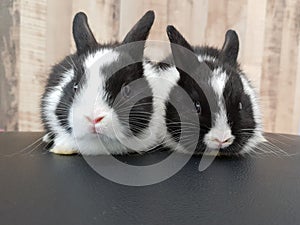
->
<box><xmin>122</xmin><ymin>84</ymin><xmax>131</xmax><ymax>97</ymax></box>
<box><xmin>73</xmin><ymin>83</ymin><xmax>78</xmax><ymax>91</ymax></box>
<box><xmin>194</xmin><ymin>101</ymin><xmax>201</xmax><ymax>114</ymax></box>
<box><xmin>238</xmin><ymin>102</ymin><xmax>243</xmax><ymax>110</ymax></box>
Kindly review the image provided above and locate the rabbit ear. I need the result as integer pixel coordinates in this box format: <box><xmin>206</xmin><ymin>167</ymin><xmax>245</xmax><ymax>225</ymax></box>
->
<box><xmin>220</xmin><ymin>30</ymin><xmax>239</xmax><ymax>66</ymax></box>
<box><xmin>167</xmin><ymin>25</ymin><xmax>212</xmax><ymax>83</ymax></box>
<box><xmin>166</xmin><ymin>25</ymin><xmax>194</xmax><ymax>52</ymax></box>
<box><xmin>120</xmin><ymin>10</ymin><xmax>154</xmax><ymax>61</ymax></box>
<box><xmin>122</xmin><ymin>10</ymin><xmax>155</xmax><ymax>44</ymax></box>
<box><xmin>166</xmin><ymin>26</ymin><xmax>202</xmax><ymax>73</ymax></box>
<box><xmin>72</xmin><ymin>12</ymin><xmax>97</xmax><ymax>53</ymax></box>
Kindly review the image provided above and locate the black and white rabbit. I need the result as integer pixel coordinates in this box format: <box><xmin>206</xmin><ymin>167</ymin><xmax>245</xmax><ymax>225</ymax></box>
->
<box><xmin>161</xmin><ymin>25</ymin><xmax>265</xmax><ymax>155</ymax></box>
<box><xmin>41</xmin><ymin>11</ymin><xmax>172</xmax><ymax>155</ymax></box>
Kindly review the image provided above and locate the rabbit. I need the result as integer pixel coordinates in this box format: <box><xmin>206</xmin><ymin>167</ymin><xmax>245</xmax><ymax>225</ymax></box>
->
<box><xmin>159</xmin><ymin>25</ymin><xmax>265</xmax><ymax>156</ymax></box>
<box><xmin>40</xmin><ymin>10</ymin><xmax>173</xmax><ymax>155</ymax></box>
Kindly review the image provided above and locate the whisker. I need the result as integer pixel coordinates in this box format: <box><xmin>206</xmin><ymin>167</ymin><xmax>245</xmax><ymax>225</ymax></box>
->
<box><xmin>1</xmin><ymin>136</ymin><xmax>47</xmax><ymax>158</ymax></box>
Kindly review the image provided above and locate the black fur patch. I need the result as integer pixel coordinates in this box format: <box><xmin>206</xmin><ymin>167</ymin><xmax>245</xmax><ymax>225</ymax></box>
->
<box><xmin>221</xmin><ymin>72</ymin><xmax>256</xmax><ymax>154</ymax></box>
<box><xmin>165</xmin><ymin>70</ymin><xmax>216</xmax><ymax>153</ymax></box>
<box><xmin>55</xmin><ymin>59</ymin><xmax>86</xmax><ymax>133</ymax></box>
<box><xmin>40</xmin><ymin>54</ymin><xmax>79</xmax><ymax>135</ymax></box>
<box><xmin>103</xmin><ymin>58</ymin><xmax>153</xmax><ymax>136</ymax></box>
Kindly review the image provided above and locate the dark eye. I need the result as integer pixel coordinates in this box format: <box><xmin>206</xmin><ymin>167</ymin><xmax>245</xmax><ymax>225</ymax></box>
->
<box><xmin>73</xmin><ymin>83</ymin><xmax>78</xmax><ymax>91</ymax></box>
<box><xmin>122</xmin><ymin>84</ymin><xmax>131</xmax><ymax>97</ymax></box>
<box><xmin>194</xmin><ymin>101</ymin><xmax>201</xmax><ymax>114</ymax></box>
<box><xmin>238</xmin><ymin>102</ymin><xmax>243</xmax><ymax>110</ymax></box>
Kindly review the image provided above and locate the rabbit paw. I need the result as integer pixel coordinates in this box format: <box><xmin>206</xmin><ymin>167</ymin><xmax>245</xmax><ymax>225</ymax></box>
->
<box><xmin>50</xmin><ymin>146</ymin><xmax>79</xmax><ymax>155</ymax></box>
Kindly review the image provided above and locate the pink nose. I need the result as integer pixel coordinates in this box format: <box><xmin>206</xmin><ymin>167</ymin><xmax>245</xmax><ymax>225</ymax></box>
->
<box><xmin>93</xmin><ymin>116</ymin><xmax>104</xmax><ymax>124</ymax></box>
<box><xmin>85</xmin><ymin>116</ymin><xmax>104</xmax><ymax>124</ymax></box>
<box><xmin>214</xmin><ymin>138</ymin><xmax>231</xmax><ymax>144</ymax></box>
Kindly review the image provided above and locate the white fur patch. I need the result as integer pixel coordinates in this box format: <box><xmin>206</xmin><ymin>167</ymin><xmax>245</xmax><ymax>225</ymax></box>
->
<box><xmin>43</xmin><ymin>69</ymin><xmax>75</xmax><ymax>135</ymax></box>
<box><xmin>239</xmin><ymin>74</ymin><xmax>265</xmax><ymax>154</ymax></box>
<box><xmin>143</xmin><ymin>62</ymin><xmax>180</xmax><ymax>101</ymax></box>
<box><xmin>210</xmin><ymin>68</ymin><xmax>228</xmax><ymax>98</ymax></box>
<box><xmin>204</xmin><ymin>67</ymin><xmax>234</xmax><ymax>149</ymax></box>
<box><xmin>141</xmin><ymin>62</ymin><xmax>180</xmax><ymax>150</ymax></box>
<box><xmin>71</xmin><ymin>49</ymin><xmax>128</xmax><ymax>154</ymax></box>
<box><xmin>197</xmin><ymin>54</ymin><xmax>216</xmax><ymax>63</ymax></box>
<box><xmin>84</xmin><ymin>49</ymin><xmax>120</xmax><ymax>69</ymax></box>
<box><xmin>143</xmin><ymin>62</ymin><xmax>187</xmax><ymax>153</ymax></box>
<box><xmin>42</xmin><ymin>69</ymin><xmax>77</xmax><ymax>151</ymax></box>
<box><xmin>204</xmin><ymin>110</ymin><xmax>234</xmax><ymax>149</ymax></box>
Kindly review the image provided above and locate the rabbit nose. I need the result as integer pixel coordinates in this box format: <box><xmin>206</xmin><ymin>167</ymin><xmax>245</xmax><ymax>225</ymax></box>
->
<box><xmin>85</xmin><ymin>116</ymin><xmax>105</xmax><ymax>124</ymax></box>
<box><xmin>214</xmin><ymin>137</ymin><xmax>233</xmax><ymax>144</ymax></box>
<box><xmin>93</xmin><ymin>116</ymin><xmax>104</xmax><ymax>124</ymax></box>
<box><xmin>214</xmin><ymin>139</ymin><xmax>225</xmax><ymax>144</ymax></box>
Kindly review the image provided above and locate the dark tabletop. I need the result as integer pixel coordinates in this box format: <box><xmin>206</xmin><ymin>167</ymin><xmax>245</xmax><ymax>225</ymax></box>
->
<box><xmin>0</xmin><ymin>132</ymin><xmax>300</xmax><ymax>225</ymax></box>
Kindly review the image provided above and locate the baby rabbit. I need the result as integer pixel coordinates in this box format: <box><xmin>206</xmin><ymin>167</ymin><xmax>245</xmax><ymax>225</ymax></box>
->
<box><xmin>41</xmin><ymin>11</ymin><xmax>171</xmax><ymax>155</ymax></box>
<box><xmin>162</xmin><ymin>25</ymin><xmax>265</xmax><ymax>155</ymax></box>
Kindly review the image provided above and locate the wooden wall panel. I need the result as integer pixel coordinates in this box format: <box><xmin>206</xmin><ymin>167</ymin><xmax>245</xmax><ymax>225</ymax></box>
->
<box><xmin>261</xmin><ymin>0</ymin><xmax>300</xmax><ymax>134</ymax></box>
<box><xmin>261</xmin><ymin>0</ymin><xmax>284</xmax><ymax>132</ymax></box>
<box><xmin>243</xmin><ymin>0</ymin><xmax>267</xmax><ymax>89</ymax></box>
<box><xmin>167</xmin><ymin>0</ymin><xmax>207</xmax><ymax>44</ymax></box>
<box><xmin>293</xmin><ymin>43</ymin><xmax>300</xmax><ymax>133</ymax></box>
<box><xmin>46</xmin><ymin>0</ymin><xmax>73</xmax><ymax>68</ymax></box>
<box><xmin>0</xmin><ymin>0</ymin><xmax>20</xmax><ymax>131</ymax></box>
<box><xmin>18</xmin><ymin>0</ymin><xmax>47</xmax><ymax>131</ymax></box>
<box><xmin>205</xmin><ymin>0</ymin><xmax>248</xmax><ymax>50</ymax></box>
<box><xmin>274</xmin><ymin>0</ymin><xmax>300</xmax><ymax>133</ymax></box>
<box><xmin>0</xmin><ymin>0</ymin><xmax>300</xmax><ymax>134</ymax></box>
<box><xmin>72</xmin><ymin>0</ymin><xmax>120</xmax><ymax>46</ymax></box>
<box><xmin>119</xmin><ymin>0</ymin><xmax>168</xmax><ymax>41</ymax></box>
<box><xmin>119</xmin><ymin>0</ymin><xmax>169</xmax><ymax>60</ymax></box>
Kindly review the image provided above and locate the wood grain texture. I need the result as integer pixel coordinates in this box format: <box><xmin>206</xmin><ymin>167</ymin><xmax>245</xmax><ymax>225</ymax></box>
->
<box><xmin>261</xmin><ymin>0</ymin><xmax>300</xmax><ymax>134</ymax></box>
<box><xmin>0</xmin><ymin>0</ymin><xmax>300</xmax><ymax>134</ymax></box>
<box><xmin>72</xmin><ymin>0</ymin><xmax>120</xmax><ymax>48</ymax></box>
<box><xmin>0</xmin><ymin>0</ymin><xmax>20</xmax><ymax>131</ymax></box>
<box><xmin>261</xmin><ymin>0</ymin><xmax>285</xmax><ymax>132</ymax></box>
<box><xmin>243</xmin><ymin>0</ymin><xmax>267</xmax><ymax>89</ymax></box>
<box><xmin>294</xmin><ymin>43</ymin><xmax>300</xmax><ymax>133</ymax></box>
<box><xmin>18</xmin><ymin>0</ymin><xmax>47</xmax><ymax>131</ymax></box>
<box><xmin>274</xmin><ymin>0</ymin><xmax>300</xmax><ymax>133</ymax></box>
<box><xmin>119</xmin><ymin>0</ymin><xmax>168</xmax><ymax>41</ymax></box>
<box><xmin>46</xmin><ymin>0</ymin><xmax>73</xmax><ymax>68</ymax></box>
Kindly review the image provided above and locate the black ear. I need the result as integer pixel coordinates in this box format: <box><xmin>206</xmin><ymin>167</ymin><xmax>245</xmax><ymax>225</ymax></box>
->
<box><xmin>122</xmin><ymin>10</ymin><xmax>155</xmax><ymax>44</ymax></box>
<box><xmin>167</xmin><ymin>25</ymin><xmax>212</xmax><ymax>83</ymax></box>
<box><xmin>120</xmin><ymin>10</ymin><xmax>154</xmax><ymax>61</ymax></box>
<box><xmin>72</xmin><ymin>12</ymin><xmax>97</xmax><ymax>54</ymax></box>
<box><xmin>166</xmin><ymin>25</ymin><xmax>194</xmax><ymax>52</ymax></box>
<box><xmin>166</xmin><ymin>26</ymin><xmax>202</xmax><ymax>73</ymax></box>
<box><xmin>220</xmin><ymin>30</ymin><xmax>239</xmax><ymax>66</ymax></box>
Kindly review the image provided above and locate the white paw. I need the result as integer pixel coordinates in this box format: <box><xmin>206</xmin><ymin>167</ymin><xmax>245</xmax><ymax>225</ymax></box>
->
<box><xmin>50</xmin><ymin>146</ymin><xmax>79</xmax><ymax>155</ymax></box>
